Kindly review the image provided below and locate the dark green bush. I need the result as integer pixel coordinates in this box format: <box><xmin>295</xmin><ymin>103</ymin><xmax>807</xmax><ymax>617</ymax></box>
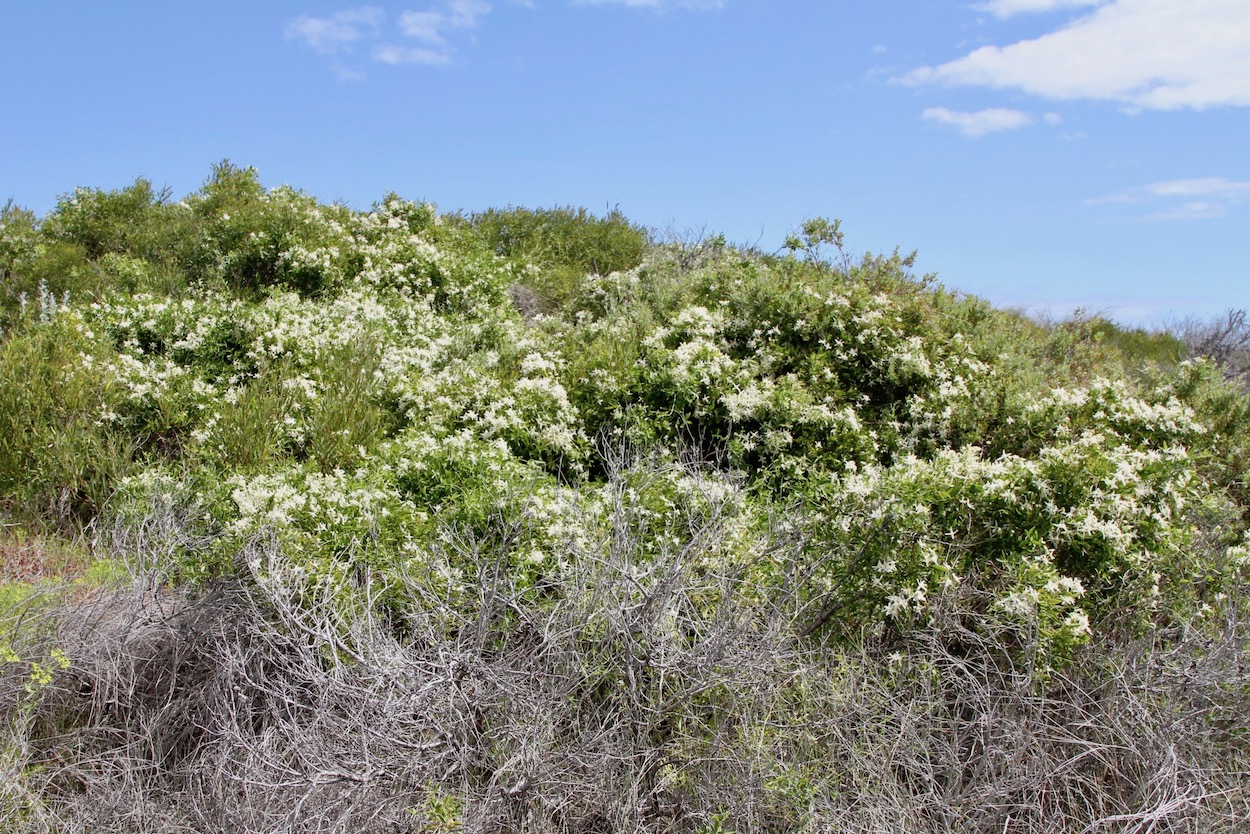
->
<box><xmin>472</xmin><ymin>205</ymin><xmax>649</xmax><ymax>275</ymax></box>
<box><xmin>471</xmin><ymin>205</ymin><xmax>650</xmax><ymax>313</ymax></box>
<box><xmin>0</xmin><ymin>317</ymin><xmax>131</xmax><ymax>525</ymax></box>
<box><xmin>182</xmin><ymin>161</ymin><xmax>355</xmax><ymax>297</ymax></box>
<box><xmin>40</xmin><ymin>177</ymin><xmax>180</xmax><ymax>263</ymax></box>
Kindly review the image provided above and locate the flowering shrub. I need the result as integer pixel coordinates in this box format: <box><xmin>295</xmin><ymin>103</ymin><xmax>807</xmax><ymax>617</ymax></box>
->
<box><xmin>179</xmin><ymin>163</ymin><xmax>353</xmax><ymax>297</ymax></box>
<box><xmin>4</xmin><ymin>175</ymin><xmax>1250</xmax><ymax>832</ymax></box>
<box><xmin>797</xmin><ymin>437</ymin><xmax>1194</xmax><ymax>661</ymax></box>
<box><xmin>0</xmin><ymin>172</ymin><xmax>1245</xmax><ymax>676</ymax></box>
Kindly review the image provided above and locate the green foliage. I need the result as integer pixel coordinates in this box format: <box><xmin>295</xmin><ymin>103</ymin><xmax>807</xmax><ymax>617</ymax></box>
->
<box><xmin>40</xmin><ymin>177</ymin><xmax>179</xmax><ymax>262</ymax></box>
<box><xmin>0</xmin><ymin>200</ymin><xmax>40</xmax><ymax>309</ymax></box>
<box><xmin>1</xmin><ymin>166</ymin><xmax>1246</xmax><ymax>669</ymax></box>
<box><xmin>303</xmin><ymin>336</ymin><xmax>393</xmax><ymax>473</ymax></box>
<box><xmin>2</xmin><ymin>171</ymin><xmax>1249</xmax><ymax>831</ymax></box>
<box><xmin>25</xmin><ymin>179</ymin><xmax>190</xmax><ymax>312</ymax></box>
<box><xmin>1091</xmin><ymin>317</ymin><xmax>1187</xmax><ymax>369</ymax></box>
<box><xmin>782</xmin><ymin>216</ymin><xmax>852</xmax><ymax>268</ymax></box>
<box><xmin>472</xmin><ymin>204</ymin><xmax>649</xmax><ymax>276</ymax></box>
<box><xmin>0</xmin><ymin>198</ymin><xmax>98</xmax><ymax>324</ymax></box>
<box><xmin>408</xmin><ymin>783</ymin><xmax>464</xmax><ymax>832</ymax></box>
<box><xmin>471</xmin><ymin>204</ymin><xmax>650</xmax><ymax>313</ymax></box>
<box><xmin>182</xmin><ymin>161</ymin><xmax>357</xmax><ymax>297</ymax></box>
<box><xmin>200</xmin><ymin>362</ymin><xmax>301</xmax><ymax>471</ymax></box>
<box><xmin>0</xmin><ymin>315</ymin><xmax>131</xmax><ymax>524</ymax></box>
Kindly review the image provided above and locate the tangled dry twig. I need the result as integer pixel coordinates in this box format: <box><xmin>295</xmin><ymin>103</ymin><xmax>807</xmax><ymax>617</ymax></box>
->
<box><xmin>2</xmin><ymin>457</ymin><xmax>1248</xmax><ymax>833</ymax></box>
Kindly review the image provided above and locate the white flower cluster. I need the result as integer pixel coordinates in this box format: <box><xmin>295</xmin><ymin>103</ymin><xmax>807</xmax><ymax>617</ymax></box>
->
<box><xmin>807</xmin><ymin>389</ymin><xmax>1204</xmax><ymax>661</ymax></box>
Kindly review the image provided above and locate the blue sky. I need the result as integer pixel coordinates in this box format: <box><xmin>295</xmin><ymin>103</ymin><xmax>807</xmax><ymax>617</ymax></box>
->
<box><xmin>3</xmin><ymin>0</ymin><xmax>1248</xmax><ymax>326</ymax></box>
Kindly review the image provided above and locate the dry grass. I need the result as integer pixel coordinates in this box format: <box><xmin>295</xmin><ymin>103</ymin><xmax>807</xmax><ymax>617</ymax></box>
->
<box><xmin>0</xmin><ymin>528</ymin><xmax>92</xmax><ymax>584</ymax></box>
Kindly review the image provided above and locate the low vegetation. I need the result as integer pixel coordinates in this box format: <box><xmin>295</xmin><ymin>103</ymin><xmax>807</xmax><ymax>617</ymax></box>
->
<box><xmin>1</xmin><ymin>163</ymin><xmax>1247</xmax><ymax>832</ymax></box>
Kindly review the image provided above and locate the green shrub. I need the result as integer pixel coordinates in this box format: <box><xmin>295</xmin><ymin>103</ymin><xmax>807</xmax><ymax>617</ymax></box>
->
<box><xmin>1091</xmin><ymin>317</ymin><xmax>1186</xmax><ymax>370</ymax></box>
<box><xmin>192</xmin><ymin>362</ymin><xmax>300</xmax><ymax>472</ymax></box>
<box><xmin>303</xmin><ymin>336</ymin><xmax>394</xmax><ymax>473</ymax></box>
<box><xmin>3</xmin><ymin>169</ymin><xmax>1247</xmax><ymax>678</ymax></box>
<box><xmin>4</xmin><ymin>180</ymin><xmax>192</xmax><ymax>314</ymax></box>
<box><xmin>0</xmin><ymin>172</ymin><xmax>1248</xmax><ymax>832</ymax></box>
<box><xmin>182</xmin><ymin>162</ymin><xmax>357</xmax><ymax>297</ymax></box>
<box><xmin>40</xmin><ymin>177</ymin><xmax>180</xmax><ymax>263</ymax></box>
<box><xmin>471</xmin><ymin>205</ymin><xmax>650</xmax><ymax>313</ymax></box>
<box><xmin>0</xmin><ymin>315</ymin><xmax>131</xmax><ymax>524</ymax></box>
<box><xmin>0</xmin><ymin>201</ymin><xmax>41</xmax><ymax>319</ymax></box>
<box><xmin>0</xmin><ymin>201</ymin><xmax>97</xmax><ymax>325</ymax></box>
<box><xmin>472</xmin><ymin>205</ymin><xmax>649</xmax><ymax>275</ymax></box>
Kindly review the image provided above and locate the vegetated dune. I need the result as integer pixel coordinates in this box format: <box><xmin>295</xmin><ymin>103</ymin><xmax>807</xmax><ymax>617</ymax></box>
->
<box><xmin>1</xmin><ymin>165</ymin><xmax>1247</xmax><ymax>832</ymax></box>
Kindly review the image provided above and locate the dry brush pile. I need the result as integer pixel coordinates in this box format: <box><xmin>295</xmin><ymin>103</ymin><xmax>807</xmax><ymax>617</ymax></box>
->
<box><xmin>3</xmin><ymin>455</ymin><xmax>1248</xmax><ymax>833</ymax></box>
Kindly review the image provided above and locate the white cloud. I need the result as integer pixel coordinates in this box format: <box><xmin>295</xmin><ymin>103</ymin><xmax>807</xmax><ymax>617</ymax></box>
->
<box><xmin>285</xmin><ymin>7</ymin><xmax>385</xmax><ymax>54</ymax></box>
<box><xmin>1042</xmin><ymin>112</ymin><xmax>1063</xmax><ymax>125</ymax></box>
<box><xmin>290</xmin><ymin>2</ymin><xmax>493</xmax><ymax>72</ymax></box>
<box><xmin>975</xmin><ymin>0</ymin><xmax>1104</xmax><ymax>18</ymax></box>
<box><xmin>1092</xmin><ymin>177</ymin><xmax>1250</xmax><ymax>219</ymax></box>
<box><xmin>331</xmin><ymin>64</ymin><xmax>369</xmax><ymax>81</ymax></box>
<box><xmin>385</xmin><ymin>0</ymin><xmax>490</xmax><ymax>62</ymax></box>
<box><xmin>398</xmin><ymin>0</ymin><xmax>490</xmax><ymax>45</ymax></box>
<box><xmin>904</xmin><ymin>0</ymin><xmax>1250</xmax><ymax>111</ymax></box>
<box><xmin>922</xmin><ymin>106</ymin><xmax>1034</xmax><ymax>136</ymax></box>
<box><xmin>399</xmin><ymin>11</ymin><xmax>450</xmax><ymax>44</ymax></box>
<box><xmin>372</xmin><ymin>44</ymin><xmax>454</xmax><ymax>65</ymax></box>
<box><xmin>291</xmin><ymin>0</ymin><xmax>719</xmax><ymax>77</ymax></box>
<box><xmin>1142</xmin><ymin>177</ymin><xmax>1250</xmax><ymax>200</ymax></box>
<box><xmin>1147</xmin><ymin>202</ymin><xmax>1228</xmax><ymax>221</ymax></box>
<box><xmin>573</xmin><ymin>0</ymin><xmax>726</xmax><ymax>9</ymax></box>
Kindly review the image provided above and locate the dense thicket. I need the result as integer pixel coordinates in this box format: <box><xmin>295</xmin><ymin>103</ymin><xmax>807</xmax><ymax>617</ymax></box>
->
<box><xmin>1</xmin><ymin>165</ymin><xmax>1247</xmax><ymax>832</ymax></box>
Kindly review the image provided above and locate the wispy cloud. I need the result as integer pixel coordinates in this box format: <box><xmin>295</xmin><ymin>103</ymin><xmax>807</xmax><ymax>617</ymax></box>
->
<box><xmin>374</xmin><ymin>0</ymin><xmax>492</xmax><ymax>64</ymax></box>
<box><xmin>921</xmin><ymin>106</ymin><xmax>1034</xmax><ymax>136</ymax></box>
<box><xmin>397</xmin><ymin>0</ymin><xmax>490</xmax><ymax>46</ymax></box>
<box><xmin>372</xmin><ymin>44</ymin><xmax>456</xmax><ymax>65</ymax></box>
<box><xmin>285</xmin><ymin>7</ymin><xmax>385</xmax><ymax>55</ymax></box>
<box><xmin>903</xmin><ymin>0</ymin><xmax>1250</xmax><ymax>111</ymax></box>
<box><xmin>572</xmin><ymin>0</ymin><xmax>726</xmax><ymax>9</ymax></box>
<box><xmin>288</xmin><ymin>1</ymin><xmax>496</xmax><ymax>73</ymax></box>
<box><xmin>1092</xmin><ymin>177</ymin><xmax>1250</xmax><ymax>220</ymax></box>
<box><xmin>289</xmin><ymin>0</ymin><xmax>724</xmax><ymax>75</ymax></box>
<box><xmin>974</xmin><ymin>0</ymin><xmax>1104</xmax><ymax>18</ymax></box>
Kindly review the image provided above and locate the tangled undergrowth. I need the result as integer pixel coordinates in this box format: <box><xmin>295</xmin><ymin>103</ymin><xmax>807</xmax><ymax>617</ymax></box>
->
<box><xmin>1</xmin><ymin>165</ymin><xmax>1248</xmax><ymax>832</ymax></box>
<box><xmin>4</xmin><ymin>462</ymin><xmax>1248</xmax><ymax>833</ymax></box>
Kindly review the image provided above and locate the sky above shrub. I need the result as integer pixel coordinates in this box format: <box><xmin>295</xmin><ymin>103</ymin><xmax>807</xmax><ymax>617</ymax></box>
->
<box><xmin>3</xmin><ymin>0</ymin><xmax>1248</xmax><ymax>324</ymax></box>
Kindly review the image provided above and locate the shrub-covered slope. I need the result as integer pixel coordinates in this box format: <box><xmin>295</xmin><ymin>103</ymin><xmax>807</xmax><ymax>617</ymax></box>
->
<box><xmin>1</xmin><ymin>165</ymin><xmax>1248</xmax><ymax>833</ymax></box>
